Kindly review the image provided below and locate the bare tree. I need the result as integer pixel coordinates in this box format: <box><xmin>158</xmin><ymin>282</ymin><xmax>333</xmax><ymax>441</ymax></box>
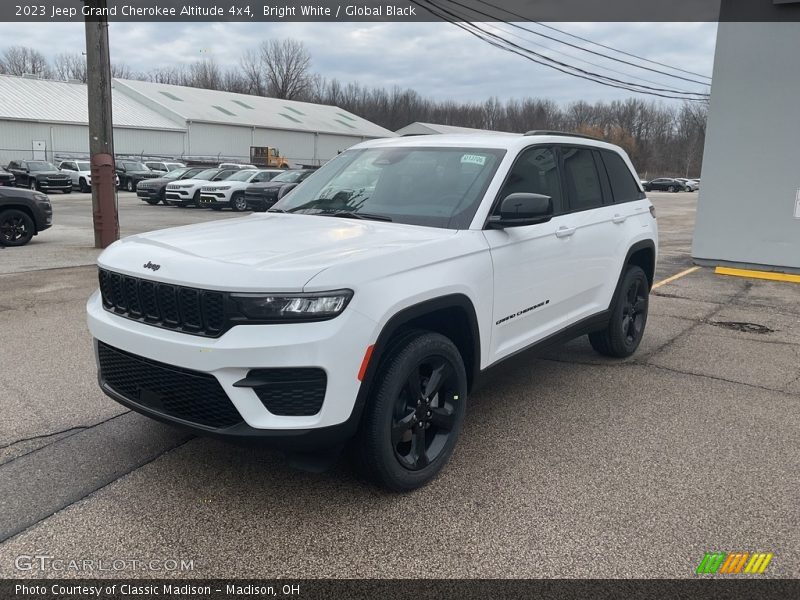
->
<box><xmin>0</xmin><ymin>46</ymin><xmax>51</xmax><ymax>77</ymax></box>
<box><xmin>53</xmin><ymin>52</ymin><xmax>87</xmax><ymax>82</ymax></box>
<box><xmin>259</xmin><ymin>38</ymin><xmax>312</xmax><ymax>100</ymax></box>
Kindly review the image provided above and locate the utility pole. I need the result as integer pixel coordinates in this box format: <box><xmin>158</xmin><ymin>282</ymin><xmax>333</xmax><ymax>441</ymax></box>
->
<box><xmin>84</xmin><ymin>0</ymin><xmax>118</xmax><ymax>248</ymax></box>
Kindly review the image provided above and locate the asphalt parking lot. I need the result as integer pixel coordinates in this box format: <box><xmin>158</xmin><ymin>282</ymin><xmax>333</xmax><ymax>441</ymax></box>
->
<box><xmin>0</xmin><ymin>190</ymin><xmax>798</xmax><ymax>578</ymax></box>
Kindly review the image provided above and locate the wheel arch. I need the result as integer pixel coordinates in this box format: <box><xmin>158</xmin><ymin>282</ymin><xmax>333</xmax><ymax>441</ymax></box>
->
<box><xmin>625</xmin><ymin>240</ymin><xmax>656</xmax><ymax>289</ymax></box>
<box><xmin>349</xmin><ymin>294</ymin><xmax>481</xmax><ymax>430</ymax></box>
<box><xmin>0</xmin><ymin>203</ymin><xmax>38</xmax><ymax>233</ymax></box>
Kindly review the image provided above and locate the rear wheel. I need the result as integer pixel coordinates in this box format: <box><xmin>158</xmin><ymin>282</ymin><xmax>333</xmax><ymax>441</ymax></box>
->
<box><xmin>667</xmin><ymin>185</ymin><xmax>676</xmax><ymax>193</ymax></box>
<box><xmin>126</xmin><ymin>179</ymin><xmax>135</xmax><ymax>192</ymax></box>
<box><xmin>355</xmin><ymin>331</ymin><xmax>467</xmax><ymax>492</ymax></box>
<box><xmin>589</xmin><ymin>265</ymin><xmax>649</xmax><ymax>358</ymax></box>
<box><xmin>0</xmin><ymin>209</ymin><xmax>35</xmax><ymax>247</ymax></box>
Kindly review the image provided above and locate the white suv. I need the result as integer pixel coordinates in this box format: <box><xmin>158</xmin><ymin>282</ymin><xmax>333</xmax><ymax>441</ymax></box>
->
<box><xmin>59</xmin><ymin>160</ymin><xmax>119</xmax><ymax>192</ymax></box>
<box><xmin>199</xmin><ymin>169</ymin><xmax>283</xmax><ymax>211</ymax></box>
<box><xmin>87</xmin><ymin>132</ymin><xmax>657</xmax><ymax>491</ymax></box>
<box><xmin>164</xmin><ymin>168</ymin><xmax>237</xmax><ymax>207</ymax></box>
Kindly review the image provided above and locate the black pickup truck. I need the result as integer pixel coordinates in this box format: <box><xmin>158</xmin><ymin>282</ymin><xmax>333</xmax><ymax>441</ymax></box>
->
<box><xmin>0</xmin><ymin>186</ymin><xmax>53</xmax><ymax>247</ymax></box>
<box><xmin>0</xmin><ymin>166</ymin><xmax>15</xmax><ymax>187</ymax></box>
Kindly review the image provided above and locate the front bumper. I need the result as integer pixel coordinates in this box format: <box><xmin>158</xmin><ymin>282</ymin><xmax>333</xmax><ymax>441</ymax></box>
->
<box><xmin>199</xmin><ymin>192</ymin><xmax>230</xmax><ymax>208</ymax></box>
<box><xmin>137</xmin><ymin>188</ymin><xmax>162</xmax><ymax>201</ymax></box>
<box><xmin>87</xmin><ymin>291</ymin><xmax>377</xmax><ymax>448</ymax></box>
<box><xmin>37</xmin><ymin>180</ymin><xmax>72</xmax><ymax>191</ymax></box>
<box><xmin>165</xmin><ymin>190</ymin><xmax>195</xmax><ymax>205</ymax></box>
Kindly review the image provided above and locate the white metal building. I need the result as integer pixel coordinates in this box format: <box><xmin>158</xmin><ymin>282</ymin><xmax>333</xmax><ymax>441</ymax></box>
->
<box><xmin>0</xmin><ymin>74</ymin><xmax>394</xmax><ymax>167</ymax></box>
<box><xmin>395</xmin><ymin>122</ymin><xmax>509</xmax><ymax>136</ymax></box>
<box><xmin>0</xmin><ymin>74</ymin><xmax>186</xmax><ymax>165</ymax></box>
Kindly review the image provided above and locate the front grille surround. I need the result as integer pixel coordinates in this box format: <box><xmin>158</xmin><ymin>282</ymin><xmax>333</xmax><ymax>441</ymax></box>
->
<box><xmin>97</xmin><ymin>341</ymin><xmax>243</xmax><ymax>429</ymax></box>
<box><xmin>99</xmin><ymin>269</ymin><xmax>226</xmax><ymax>337</ymax></box>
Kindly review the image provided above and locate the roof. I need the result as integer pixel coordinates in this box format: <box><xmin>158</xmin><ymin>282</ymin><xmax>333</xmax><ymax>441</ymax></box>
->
<box><xmin>354</xmin><ymin>132</ymin><xmax>623</xmax><ymax>153</ymax></box>
<box><xmin>0</xmin><ymin>75</ymin><xmax>185</xmax><ymax>131</ymax></box>
<box><xmin>113</xmin><ymin>79</ymin><xmax>395</xmax><ymax>138</ymax></box>
<box><xmin>395</xmin><ymin>122</ymin><xmax>511</xmax><ymax>136</ymax></box>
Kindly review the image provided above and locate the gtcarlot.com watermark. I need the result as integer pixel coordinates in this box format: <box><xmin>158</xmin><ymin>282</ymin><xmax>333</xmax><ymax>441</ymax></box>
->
<box><xmin>15</xmin><ymin>554</ymin><xmax>195</xmax><ymax>573</ymax></box>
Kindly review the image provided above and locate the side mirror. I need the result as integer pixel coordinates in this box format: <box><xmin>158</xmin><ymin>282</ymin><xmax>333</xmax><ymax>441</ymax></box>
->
<box><xmin>487</xmin><ymin>193</ymin><xmax>553</xmax><ymax>228</ymax></box>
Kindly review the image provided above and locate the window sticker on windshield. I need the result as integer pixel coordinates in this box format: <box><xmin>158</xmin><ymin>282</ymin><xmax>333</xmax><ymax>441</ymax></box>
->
<box><xmin>461</xmin><ymin>154</ymin><xmax>487</xmax><ymax>166</ymax></box>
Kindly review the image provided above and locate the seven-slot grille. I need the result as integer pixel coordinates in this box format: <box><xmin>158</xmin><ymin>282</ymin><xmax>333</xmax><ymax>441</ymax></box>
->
<box><xmin>97</xmin><ymin>341</ymin><xmax>242</xmax><ymax>429</ymax></box>
<box><xmin>98</xmin><ymin>269</ymin><xmax>225</xmax><ymax>337</ymax></box>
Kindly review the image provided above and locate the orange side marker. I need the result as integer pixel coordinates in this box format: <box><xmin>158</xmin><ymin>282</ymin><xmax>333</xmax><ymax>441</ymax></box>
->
<box><xmin>358</xmin><ymin>345</ymin><xmax>375</xmax><ymax>381</ymax></box>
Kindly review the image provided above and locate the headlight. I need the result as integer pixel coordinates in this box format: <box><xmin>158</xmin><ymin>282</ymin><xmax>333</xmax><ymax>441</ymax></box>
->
<box><xmin>34</xmin><ymin>193</ymin><xmax>50</xmax><ymax>205</ymax></box>
<box><xmin>216</xmin><ymin>186</ymin><xmax>231</xmax><ymax>191</ymax></box>
<box><xmin>230</xmin><ymin>290</ymin><xmax>353</xmax><ymax>322</ymax></box>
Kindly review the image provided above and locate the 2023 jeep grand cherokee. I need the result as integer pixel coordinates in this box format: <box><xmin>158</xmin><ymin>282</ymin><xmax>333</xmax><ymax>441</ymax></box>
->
<box><xmin>87</xmin><ymin>132</ymin><xmax>657</xmax><ymax>491</ymax></box>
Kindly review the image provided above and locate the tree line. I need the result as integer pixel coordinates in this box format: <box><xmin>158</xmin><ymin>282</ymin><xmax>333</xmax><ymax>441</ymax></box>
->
<box><xmin>0</xmin><ymin>41</ymin><xmax>706</xmax><ymax>177</ymax></box>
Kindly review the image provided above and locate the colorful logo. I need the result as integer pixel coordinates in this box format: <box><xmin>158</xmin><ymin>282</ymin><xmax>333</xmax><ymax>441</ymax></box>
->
<box><xmin>696</xmin><ymin>552</ymin><xmax>774</xmax><ymax>574</ymax></box>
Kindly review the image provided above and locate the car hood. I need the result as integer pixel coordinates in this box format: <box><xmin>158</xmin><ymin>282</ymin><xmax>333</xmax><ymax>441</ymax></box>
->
<box><xmin>125</xmin><ymin>170</ymin><xmax>157</xmax><ymax>176</ymax></box>
<box><xmin>247</xmin><ymin>181</ymin><xmax>289</xmax><ymax>191</ymax></box>
<box><xmin>167</xmin><ymin>178</ymin><xmax>210</xmax><ymax>188</ymax></box>
<box><xmin>97</xmin><ymin>213</ymin><xmax>457</xmax><ymax>292</ymax></box>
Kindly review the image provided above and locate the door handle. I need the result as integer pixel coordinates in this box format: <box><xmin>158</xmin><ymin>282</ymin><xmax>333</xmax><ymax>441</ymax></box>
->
<box><xmin>555</xmin><ymin>226</ymin><xmax>576</xmax><ymax>238</ymax></box>
<box><xmin>612</xmin><ymin>214</ymin><xmax>627</xmax><ymax>224</ymax></box>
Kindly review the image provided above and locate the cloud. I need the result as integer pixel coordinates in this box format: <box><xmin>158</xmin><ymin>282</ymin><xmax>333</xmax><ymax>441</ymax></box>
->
<box><xmin>0</xmin><ymin>21</ymin><xmax>717</xmax><ymax>105</ymax></box>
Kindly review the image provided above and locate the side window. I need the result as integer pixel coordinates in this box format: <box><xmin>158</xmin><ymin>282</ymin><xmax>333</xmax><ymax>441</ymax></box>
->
<box><xmin>495</xmin><ymin>146</ymin><xmax>563</xmax><ymax>215</ymax></box>
<box><xmin>251</xmin><ymin>173</ymin><xmax>269</xmax><ymax>183</ymax></box>
<box><xmin>562</xmin><ymin>146</ymin><xmax>603</xmax><ymax>211</ymax></box>
<box><xmin>601</xmin><ymin>151</ymin><xmax>643</xmax><ymax>203</ymax></box>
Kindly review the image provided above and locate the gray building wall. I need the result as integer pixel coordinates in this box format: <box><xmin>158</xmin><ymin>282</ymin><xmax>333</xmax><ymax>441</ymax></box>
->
<box><xmin>692</xmin><ymin>22</ymin><xmax>800</xmax><ymax>272</ymax></box>
<box><xmin>0</xmin><ymin>119</ymin><xmax>186</xmax><ymax>165</ymax></box>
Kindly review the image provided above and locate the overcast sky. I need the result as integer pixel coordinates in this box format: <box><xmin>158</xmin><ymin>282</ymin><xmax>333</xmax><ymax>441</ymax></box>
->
<box><xmin>0</xmin><ymin>21</ymin><xmax>717</xmax><ymax>105</ymax></box>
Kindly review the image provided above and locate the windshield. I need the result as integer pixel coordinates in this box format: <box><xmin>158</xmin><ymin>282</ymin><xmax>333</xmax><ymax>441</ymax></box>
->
<box><xmin>271</xmin><ymin>147</ymin><xmax>505</xmax><ymax>229</ymax></box>
<box><xmin>194</xmin><ymin>169</ymin><xmax>221</xmax><ymax>180</ymax></box>
<box><xmin>122</xmin><ymin>162</ymin><xmax>147</xmax><ymax>171</ymax></box>
<box><xmin>272</xmin><ymin>170</ymin><xmax>306</xmax><ymax>183</ymax></box>
<box><xmin>227</xmin><ymin>170</ymin><xmax>258</xmax><ymax>182</ymax></box>
<box><xmin>76</xmin><ymin>161</ymin><xmax>90</xmax><ymax>171</ymax></box>
<box><xmin>29</xmin><ymin>161</ymin><xmax>57</xmax><ymax>170</ymax></box>
<box><xmin>164</xmin><ymin>167</ymin><xmax>191</xmax><ymax>179</ymax></box>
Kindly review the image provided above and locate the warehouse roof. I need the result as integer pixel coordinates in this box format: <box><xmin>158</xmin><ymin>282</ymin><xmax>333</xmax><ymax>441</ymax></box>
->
<box><xmin>395</xmin><ymin>122</ymin><xmax>510</xmax><ymax>136</ymax></box>
<box><xmin>0</xmin><ymin>74</ymin><xmax>185</xmax><ymax>131</ymax></box>
<box><xmin>113</xmin><ymin>79</ymin><xmax>395</xmax><ymax>138</ymax></box>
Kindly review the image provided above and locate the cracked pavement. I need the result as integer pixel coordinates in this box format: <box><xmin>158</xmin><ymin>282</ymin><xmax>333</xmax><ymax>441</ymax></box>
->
<box><xmin>0</xmin><ymin>191</ymin><xmax>798</xmax><ymax>578</ymax></box>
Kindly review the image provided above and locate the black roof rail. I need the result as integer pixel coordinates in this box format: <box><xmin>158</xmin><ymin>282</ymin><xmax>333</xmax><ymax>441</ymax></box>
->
<box><xmin>524</xmin><ymin>130</ymin><xmax>603</xmax><ymax>141</ymax></box>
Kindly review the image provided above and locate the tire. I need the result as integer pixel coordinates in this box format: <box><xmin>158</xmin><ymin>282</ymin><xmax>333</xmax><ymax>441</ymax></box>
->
<box><xmin>230</xmin><ymin>192</ymin><xmax>247</xmax><ymax>212</ymax></box>
<box><xmin>589</xmin><ymin>265</ymin><xmax>649</xmax><ymax>358</ymax></box>
<box><xmin>145</xmin><ymin>198</ymin><xmax>160</xmax><ymax>205</ymax></box>
<box><xmin>0</xmin><ymin>209</ymin><xmax>35</xmax><ymax>247</ymax></box>
<box><xmin>667</xmin><ymin>186</ymin><xmax>676</xmax><ymax>193</ymax></box>
<box><xmin>191</xmin><ymin>190</ymin><xmax>201</xmax><ymax>207</ymax></box>
<box><xmin>79</xmin><ymin>178</ymin><xmax>90</xmax><ymax>193</ymax></box>
<box><xmin>29</xmin><ymin>180</ymin><xmax>37</xmax><ymax>191</ymax></box>
<box><xmin>355</xmin><ymin>330</ymin><xmax>468</xmax><ymax>492</ymax></box>
<box><xmin>126</xmin><ymin>179</ymin><xmax>135</xmax><ymax>192</ymax></box>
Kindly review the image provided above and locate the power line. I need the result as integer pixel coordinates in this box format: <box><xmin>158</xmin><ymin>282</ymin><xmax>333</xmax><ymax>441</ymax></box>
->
<box><xmin>443</xmin><ymin>0</ymin><xmax>712</xmax><ymax>87</ymax></box>
<box><xmin>412</xmin><ymin>0</ymin><xmax>709</xmax><ymax>101</ymax></box>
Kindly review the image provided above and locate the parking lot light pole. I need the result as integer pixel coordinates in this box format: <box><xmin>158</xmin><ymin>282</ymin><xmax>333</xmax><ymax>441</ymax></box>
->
<box><xmin>84</xmin><ymin>0</ymin><xmax>119</xmax><ymax>248</ymax></box>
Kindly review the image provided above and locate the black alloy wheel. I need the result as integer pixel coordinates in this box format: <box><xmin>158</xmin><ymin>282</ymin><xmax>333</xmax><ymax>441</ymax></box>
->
<box><xmin>0</xmin><ymin>209</ymin><xmax>35</xmax><ymax>246</ymax></box>
<box><xmin>588</xmin><ymin>265</ymin><xmax>649</xmax><ymax>358</ymax></box>
<box><xmin>355</xmin><ymin>331</ymin><xmax>467</xmax><ymax>491</ymax></box>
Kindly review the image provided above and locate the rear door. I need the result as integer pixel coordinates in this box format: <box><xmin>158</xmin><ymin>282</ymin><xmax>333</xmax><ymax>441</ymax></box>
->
<box><xmin>557</xmin><ymin>145</ymin><xmax>620</xmax><ymax>316</ymax></box>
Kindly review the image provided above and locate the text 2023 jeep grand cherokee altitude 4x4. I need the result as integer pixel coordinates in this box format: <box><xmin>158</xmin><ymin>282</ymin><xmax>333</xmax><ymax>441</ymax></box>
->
<box><xmin>87</xmin><ymin>132</ymin><xmax>657</xmax><ymax>491</ymax></box>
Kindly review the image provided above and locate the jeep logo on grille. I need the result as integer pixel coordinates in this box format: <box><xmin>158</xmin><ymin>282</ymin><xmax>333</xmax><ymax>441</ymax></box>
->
<box><xmin>143</xmin><ymin>261</ymin><xmax>161</xmax><ymax>271</ymax></box>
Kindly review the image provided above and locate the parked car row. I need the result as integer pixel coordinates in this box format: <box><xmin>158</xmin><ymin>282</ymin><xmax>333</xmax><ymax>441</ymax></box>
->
<box><xmin>642</xmin><ymin>177</ymin><xmax>700</xmax><ymax>193</ymax></box>
<box><xmin>137</xmin><ymin>167</ymin><xmax>315</xmax><ymax>212</ymax></box>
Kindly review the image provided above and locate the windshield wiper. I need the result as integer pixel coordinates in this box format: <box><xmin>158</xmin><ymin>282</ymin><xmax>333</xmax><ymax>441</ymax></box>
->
<box><xmin>266</xmin><ymin>208</ymin><xmax>287</xmax><ymax>213</ymax></box>
<box><xmin>320</xmin><ymin>211</ymin><xmax>392</xmax><ymax>222</ymax></box>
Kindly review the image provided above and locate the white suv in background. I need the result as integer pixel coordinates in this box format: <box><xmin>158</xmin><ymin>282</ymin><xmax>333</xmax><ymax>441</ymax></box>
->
<box><xmin>199</xmin><ymin>169</ymin><xmax>283</xmax><ymax>211</ymax></box>
<box><xmin>59</xmin><ymin>160</ymin><xmax>119</xmax><ymax>192</ymax></box>
<box><xmin>87</xmin><ymin>132</ymin><xmax>657</xmax><ymax>491</ymax></box>
<box><xmin>164</xmin><ymin>168</ymin><xmax>237</xmax><ymax>207</ymax></box>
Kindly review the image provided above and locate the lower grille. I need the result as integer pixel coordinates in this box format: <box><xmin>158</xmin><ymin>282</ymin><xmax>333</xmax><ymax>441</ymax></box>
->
<box><xmin>248</xmin><ymin>368</ymin><xmax>327</xmax><ymax>416</ymax></box>
<box><xmin>97</xmin><ymin>341</ymin><xmax>243</xmax><ymax>429</ymax></box>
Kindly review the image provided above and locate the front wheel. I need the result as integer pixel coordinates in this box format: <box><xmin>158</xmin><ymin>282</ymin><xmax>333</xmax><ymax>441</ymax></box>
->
<box><xmin>79</xmin><ymin>178</ymin><xmax>90</xmax><ymax>193</ymax></box>
<box><xmin>589</xmin><ymin>265</ymin><xmax>649</xmax><ymax>358</ymax></box>
<box><xmin>355</xmin><ymin>331</ymin><xmax>467</xmax><ymax>492</ymax></box>
<box><xmin>0</xmin><ymin>209</ymin><xmax>35</xmax><ymax>246</ymax></box>
<box><xmin>230</xmin><ymin>192</ymin><xmax>247</xmax><ymax>212</ymax></box>
<box><xmin>126</xmin><ymin>179</ymin><xmax>135</xmax><ymax>192</ymax></box>
<box><xmin>667</xmin><ymin>186</ymin><xmax>676</xmax><ymax>193</ymax></box>
<box><xmin>29</xmin><ymin>180</ymin><xmax>37</xmax><ymax>191</ymax></box>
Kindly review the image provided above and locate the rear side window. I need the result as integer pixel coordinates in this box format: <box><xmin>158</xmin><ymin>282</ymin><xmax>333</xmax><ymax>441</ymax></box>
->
<box><xmin>562</xmin><ymin>147</ymin><xmax>603</xmax><ymax>211</ymax></box>
<box><xmin>601</xmin><ymin>151</ymin><xmax>643</xmax><ymax>203</ymax></box>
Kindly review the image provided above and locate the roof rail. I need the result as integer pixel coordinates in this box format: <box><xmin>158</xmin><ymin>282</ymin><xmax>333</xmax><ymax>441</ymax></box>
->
<box><xmin>524</xmin><ymin>130</ymin><xmax>603</xmax><ymax>141</ymax></box>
